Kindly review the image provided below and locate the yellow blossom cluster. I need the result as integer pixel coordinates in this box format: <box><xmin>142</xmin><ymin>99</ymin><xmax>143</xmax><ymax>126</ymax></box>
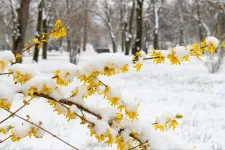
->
<box><xmin>10</xmin><ymin>118</ymin><xmax>45</xmax><ymax>142</ymax></box>
<box><xmin>14</xmin><ymin>20</ymin><xmax>66</xmax><ymax>62</ymax></box>
<box><xmin>49</xmin><ymin>20</ymin><xmax>67</xmax><ymax>40</ymax></box>
<box><xmin>47</xmin><ymin>99</ymin><xmax>76</xmax><ymax>122</ymax></box>
<box><xmin>133</xmin><ymin>37</ymin><xmax>222</xmax><ymax>69</ymax></box>
<box><xmin>0</xmin><ymin>98</ymin><xmax>11</xmax><ymax>110</ymax></box>
<box><xmin>53</xmin><ymin>70</ymin><xmax>72</xmax><ymax>86</ymax></box>
<box><xmin>153</xmin><ymin>114</ymin><xmax>183</xmax><ymax>131</ymax></box>
<box><xmin>12</xmin><ymin>70</ymin><xmax>32</xmax><ymax>84</ymax></box>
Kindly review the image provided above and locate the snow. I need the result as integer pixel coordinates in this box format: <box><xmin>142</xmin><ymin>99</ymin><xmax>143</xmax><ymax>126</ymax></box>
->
<box><xmin>1</xmin><ymin>51</ymin><xmax>225</xmax><ymax>149</ymax></box>
<box><xmin>174</xmin><ymin>46</ymin><xmax>190</xmax><ymax>57</ymax></box>
<box><xmin>205</xmin><ymin>37</ymin><xmax>219</xmax><ymax>48</ymax></box>
<box><xmin>0</xmin><ymin>50</ymin><xmax>15</xmax><ymax>73</ymax></box>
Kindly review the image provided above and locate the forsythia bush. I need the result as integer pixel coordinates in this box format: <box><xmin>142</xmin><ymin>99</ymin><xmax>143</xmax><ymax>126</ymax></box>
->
<box><xmin>0</xmin><ymin>20</ymin><xmax>223</xmax><ymax>150</ymax></box>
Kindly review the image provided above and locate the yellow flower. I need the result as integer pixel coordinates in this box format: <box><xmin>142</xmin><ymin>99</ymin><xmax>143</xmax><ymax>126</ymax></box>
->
<box><xmin>40</xmin><ymin>84</ymin><xmax>52</xmax><ymax>95</ymax></box>
<box><xmin>27</xmin><ymin>127</ymin><xmax>37</xmax><ymax>138</ymax></box>
<box><xmin>15</xmin><ymin>53</ymin><xmax>22</xmax><ymax>61</ymax></box>
<box><xmin>102</xmin><ymin>86</ymin><xmax>110</xmax><ymax>98</ymax></box>
<box><xmin>50</xmin><ymin>20</ymin><xmax>67</xmax><ymax>40</ymax></box>
<box><xmin>0</xmin><ymin>61</ymin><xmax>5</xmax><ymax>70</ymax></box>
<box><xmin>153</xmin><ymin>123</ymin><xmax>166</xmax><ymax>131</ymax></box>
<box><xmin>47</xmin><ymin>99</ymin><xmax>56</xmax><ymax>107</ymax></box>
<box><xmin>32</xmin><ymin>38</ymin><xmax>40</xmax><ymax>44</ymax></box>
<box><xmin>103</xmin><ymin>66</ymin><xmax>116</xmax><ymax>76</ymax></box>
<box><xmin>151</xmin><ymin>50</ymin><xmax>165</xmax><ymax>64</ymax></box>
<box><xmin>115</xmin><ymin>136</ymin><xmax>125</xmax><ymax>150</ymax></box>
<box><xmin>115</xmin><ymin>113</ymin><xmax>123</xmax><ymax>121</ymax></box>
<box><xmin>108</xmin><ymin>97</ymin><xmax>120</xmax><ymax>106</ymax></box>
<box><xmin>206</xmin><ymin>42</ymin><xmax>216</xmax><ymax>54</ymax></box>
<box><xmin>24</xmin><ymin>86</ymin><xmax>38</xmax><ymax>99</ymax></box>
<box><xmin>126</xmin><ymin>110</ymin><xmax>138</xmax><ymax>121</ymax></box>
<box><xmin>13</xmin><ymin>71</ymin><xmax>32</xmax><ymax>84</ymax></box>
<box><xmin>96</xmin><ymin>134</ymin><xmax>105</xmax><ymax>142</ymax></box>
<box><xmin>65</xmin><ymin>111</ymin><xmax>76</xmax><ymax>121</ymax></box>
<box><xmin>133</xmin><ymin>63</ymin><xmax>143</xmax><ymax>72</ymax></box>
<box><xmin>11</xmin><ymin>134</ymin><xmax>20</xmax><ymax>142</ymax></box>
<box><xmin>181</xmin><ymin>55</ymin><xmax>189</xmax><ymax>62</ymax></box>
<box><xmin>118</xmin><ymin>105</ymin><xmax>125</xmax><ymax>112</ymax></box>
<box><xmin>78</xmin><ymin>74</ymin><xmax>88</xmax><ymax>84</ymax></box>
<box><xmin>133</xmin><ymin>51</ymin><xmax>141</xmax><ymax>62</ymax></box>
<box><xmin>167</xmin><ymin>53</ymin><xmax>180</xmax><ymax>65</ymax></box>
<box><xmin>41</xmin><ymin>33</ymin><xmax>48</xmax><ymax>42</ymax></box>
<box><xmin>200</xmin><ymin>41</ymin><xmax>206</xmax><ymax>47</ymax></box>
<box><xmin>121</xmin><ymin>64</ymin><xmax>128</xmax><ymax>73</ymax></box>
<box><xmin>71</xmin><ymin>88</ymin><xmax>78</xmax><ymax>97</ymax></box>
<box><xmin>0</xmin><ymin>98</ymin><xmax>11</xmax><ymax>110</ymax></box>
<box><xmin>169</xmin><ymin>119</ymin><xmax>178</xmax><ymax>130</ymax></box>
<box><xmin>0</xmin><ymin>128</ymin><xmax>6</xmax><ymax>135</ymax></box>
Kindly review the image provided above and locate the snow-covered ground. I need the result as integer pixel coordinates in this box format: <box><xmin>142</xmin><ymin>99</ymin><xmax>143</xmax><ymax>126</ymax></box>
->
<box><xmin>1</xmin><ymin>51</ymin><xmax>225</xmax><ymax>149</ymax></box>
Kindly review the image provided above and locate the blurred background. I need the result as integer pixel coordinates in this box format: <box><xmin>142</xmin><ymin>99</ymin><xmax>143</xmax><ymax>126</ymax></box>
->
<box><xmin>0</xmin><ymin>0</ymin><xmax>224</xmax><ymax>63</ymax></box>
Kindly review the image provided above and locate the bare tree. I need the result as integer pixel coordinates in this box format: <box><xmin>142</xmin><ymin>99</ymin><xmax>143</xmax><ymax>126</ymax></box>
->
<box><xmin>134</xmin><ymin>0</ymin><xmax>144</xmax><ymax>54</ymax></box>
<box><xmin>82</xmin><ymin>0</ymin><xmax>89</xmax><ymax>51</ymax></box>
<box><xmin>125</xmin><ymin>0</ymin><xmax>135</xmax><ymax>55</ymax></box>
<box><xmin>12</xmin><ymin>0</ymin><xmax>30</xmax><ymax>62</ymax></box>
<box><xmin>33</xmin><ymin>0</ymin><xmax>43</xmax><ymax>62</ymax></box>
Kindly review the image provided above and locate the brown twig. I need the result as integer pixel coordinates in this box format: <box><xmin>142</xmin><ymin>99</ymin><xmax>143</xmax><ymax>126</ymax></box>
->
<box><xmin>3</xmin><ymin>108</ymin><xmax>79</xmax><ymax>150</ymax></box>
<box><xmin>0</xmin><ymin>99</ymin><xmax>32</xmax><ymax>124</ymax></box>
<box><xmin>0</xmin><ymin>135</ymin><xmax>12</xmax><ymax>143</ymax></box>
<box><xmin>0</xmin><ymin>72</ymin><xmax>12</xmax><ymax>76</ymax></box>
<box><xmin>54</xmin><ymin>99</ymin><xmax>94</xmax><ymax>126</ymax></box>
<box><xmin>143</xmin><ymin>56</ymin><xmax>160</xmax><ymax>60</ymax></box>
<box><xmin>60</xmin><ymin>99</ymin><xmax>101</xmax><ymax>119</ymax></box>
<box><xmin>99</xmin><ymin>79</ymin><xmax>107</xmax><ymax>87</ymax></box>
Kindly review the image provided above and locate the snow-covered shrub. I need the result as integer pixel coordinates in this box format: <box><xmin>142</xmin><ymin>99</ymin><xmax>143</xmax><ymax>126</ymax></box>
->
<box><xmin>0</xmin><ymin>20</ymin><xmax>222</xmax><ymax>150</ymax></box>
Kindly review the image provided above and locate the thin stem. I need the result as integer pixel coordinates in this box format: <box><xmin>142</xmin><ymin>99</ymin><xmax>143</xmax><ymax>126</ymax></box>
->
<box><xmin>0</xmin><ymin>135</ymin><xmax>12</xmax><ymax>143</ymax></box>
<box><xmin>143</xmin><ymin>56</ymin><xmax>160</xmax><ymax>60</ymax></box>
<box><xmin>99</xmin><ymin>79</ymin><xmax>107</xmax><ymax>87</ymax></box>
<box><xmin>3</xmin><ymin>109</ymin><xmax>79</xmax><ymax>150</ymax></box>
<box><xmin>14</xmin><ymin>25</ymin><xmax>66</xmax><ymax>64</ymax></box>
<box><xmin>0</xmin><ymin>99</ymin><xmax>32</xmax><ymax>124</ymax></box>
<box><xmin>55</xmin><ymin>100</ymin><xmax>94</xmax><ymax>126</ymax></box>
<box><xmin>0</xmin><ymin>72</ymin><xmax>12</xmax><ymax>76</ymax></box>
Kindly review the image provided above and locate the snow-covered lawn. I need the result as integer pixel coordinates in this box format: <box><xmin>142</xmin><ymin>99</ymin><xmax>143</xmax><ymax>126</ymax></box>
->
<box><xmin>1</xmin><ymin>51</ymin><xmax>225</xmax><ymax>149</ymax></box>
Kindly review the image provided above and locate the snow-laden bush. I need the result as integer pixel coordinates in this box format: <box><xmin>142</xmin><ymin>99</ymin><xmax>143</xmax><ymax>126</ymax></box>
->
<box><xmin>0</xmin><ymin>20</ymin><xmax>222</xmax><ymax>150</ymax></box>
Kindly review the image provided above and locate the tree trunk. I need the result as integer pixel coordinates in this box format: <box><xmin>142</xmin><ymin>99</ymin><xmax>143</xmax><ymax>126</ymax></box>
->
<box><xmin>196</xmin><ymin>0</ymin><xmax>204</xmax><ymax>42</ymax></box>
<box><xmin>82</xmin><ymin>0</ymin><xmax>89</xmax><ymax>51</ymax></box>
<box><xmin>42</xmin><ymin>18</ymin><xmax>48</xmax><ymax>59</ymax></box>
<box><xmin>134</xmin><ymin>0</ymin><xmax>143</xmax><ymax>55</ymax></box>
<box><xmin>120</xmin><ymin>0</ymin><xmax>125</xmax><ymax>52</ymax></box>
<box><xmin>42</xmin><ymin>0</ymin><xmax>47</xmax><ymax>59</ymax></box>
<box><xmin>125</xmin><ymin>0</ymin><xmax>135</xmax><ymax>55</ymax></box>
<box><xmin>12</xmin><ymin>0</ymin><xmax>30</xmax><ymax>63</ymax></box>
<box><xmin>153</xmin><ymin>0</ymin><xmax>159</xmax><ymax>49</ymax></box>
<box><xmin>33</xmin><ymin>0</ymin><xmax>43</xmax><ymax>62</ymax></box>
<box><xmin>178</xmin><ymin>0</ymin><xmax>184</xmax><ymax>46</ymax></box>
<box><xmin>67</xmin><ymin>0</ymin><xmax>71</xmax><ymax>55</ymax></box>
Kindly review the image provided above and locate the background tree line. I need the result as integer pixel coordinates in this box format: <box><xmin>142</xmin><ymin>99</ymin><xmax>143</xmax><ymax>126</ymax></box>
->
<box><xmin>0</xmin><ymin>0</ymin><xmax>224</xmax><ymax>65</ymax></box>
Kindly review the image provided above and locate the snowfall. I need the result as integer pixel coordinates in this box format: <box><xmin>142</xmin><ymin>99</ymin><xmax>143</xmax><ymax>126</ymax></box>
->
<box><xmin>1</xmin><ymin>49</ymin><xmax>225</xmax><ymax>150</ymax></box>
